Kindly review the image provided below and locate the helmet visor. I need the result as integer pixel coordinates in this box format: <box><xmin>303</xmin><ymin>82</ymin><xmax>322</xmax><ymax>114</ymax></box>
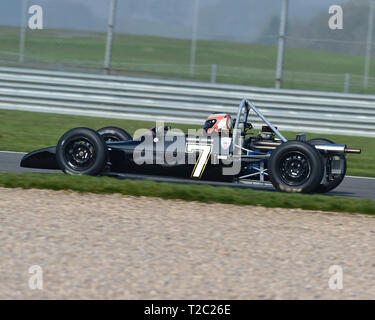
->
<box><xmin>203</xmin><ymin>119</ymin><xmax>217</xmax><ymax>131</ymax></box>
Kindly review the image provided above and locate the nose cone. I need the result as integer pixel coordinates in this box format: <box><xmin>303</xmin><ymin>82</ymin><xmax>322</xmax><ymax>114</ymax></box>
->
<box><xmin>20</xmin><ymin>146</ymin><xmax>59</xmax><ymax>170</ymax></box>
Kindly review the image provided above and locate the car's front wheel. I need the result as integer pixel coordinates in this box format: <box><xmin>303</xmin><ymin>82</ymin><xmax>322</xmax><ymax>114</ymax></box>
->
<box><xmin>56</xmin><ymin>127</ymin><xmax>108</xmax><ymax>175</ymax></box>
<box><xmin>268</xmin><ymin>141</ymin><xmax>324</xmax><ymax>193</ymax></box>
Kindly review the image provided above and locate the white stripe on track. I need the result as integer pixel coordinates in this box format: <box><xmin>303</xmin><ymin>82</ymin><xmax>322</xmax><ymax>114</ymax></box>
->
<box><xmin>346</xmin><ymin>175</ymin><xmax>375</xmax><ymax>180</ymax></box>
<box><xmin>0</xmin><ymin>151</ymin><xmax>26</xmax><ymax>154</ymax></box>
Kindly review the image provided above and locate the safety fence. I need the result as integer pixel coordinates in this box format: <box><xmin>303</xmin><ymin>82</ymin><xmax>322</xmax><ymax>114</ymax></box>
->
<box><xmin>0</xmin><ymin>67</ymin><xmax>374</xmax><ymax>137</ymax></box>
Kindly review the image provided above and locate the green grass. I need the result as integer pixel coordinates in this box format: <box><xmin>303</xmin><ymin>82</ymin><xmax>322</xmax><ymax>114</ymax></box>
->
<box><xmin>1</xmin><ymin>109</ymin><xmax>374</xmax><ymax>177</ymax></box>
<box><xmin>0</xmin><ymin>172</ymin><xmax>374</xmax><ymax>215</ymax></box>
<box><xmin>0</xmin><ymin>109</ymin><xmax>199</xmax><ymax>152</ymax></box>
<box><xmin>1</xmin><ymin>26</ymin><xmax>375</xmax><ymax>93</ymax></box>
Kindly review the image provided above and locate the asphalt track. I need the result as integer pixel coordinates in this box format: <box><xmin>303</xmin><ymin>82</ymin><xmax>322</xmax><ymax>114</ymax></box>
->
<box><xmin>1</xmin><ymin>151</ymin><xmax>374</xmax><ymax>200</ymax></box>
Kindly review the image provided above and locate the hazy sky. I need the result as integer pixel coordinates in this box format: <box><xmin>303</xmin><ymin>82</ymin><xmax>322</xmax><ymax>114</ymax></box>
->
<box><xmin>74</xmin><ymin>0</ymin><xmax>350</xmax><ymax>21</ymax></box>
<box><xmin>0</xmin><ymin>0</ymin><xmax>350</xmax><ymax>42</ymax></box>
<box><xmin>74</xmin><ymin>0</ymin><xmax>349</xmax><ymax>20</ymax></box>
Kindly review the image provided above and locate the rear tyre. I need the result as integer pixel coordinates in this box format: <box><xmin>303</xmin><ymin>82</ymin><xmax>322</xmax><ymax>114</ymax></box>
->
<box><xmin>268</xmin><ymin>141</ymin><xmax>324</xmax><ymax>193</ymax></box>
<box><xmin>56</xmin><ymin>127</ymin><xmax>108</xmax><ymax>175</ymax></box>
<box><xmin>97</xmin><ymin>126</ymin><xmax>132</xmax><ymax>142</ymax></box>
<box><xmin>308</xmin><ymin>138</ymin><xmax>347</xmax><ymax>193</ymax></box>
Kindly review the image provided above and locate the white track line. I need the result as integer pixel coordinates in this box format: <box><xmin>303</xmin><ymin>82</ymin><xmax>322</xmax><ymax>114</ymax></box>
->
<box><xmin>346</xmin><ymin>175</ymin><xmax>375</xmax><ymax>180</ymax></box>
<box><xmin>0</xmin><ymin>151</ymin><xmax>26</xmax><ymax>154</ymax></box>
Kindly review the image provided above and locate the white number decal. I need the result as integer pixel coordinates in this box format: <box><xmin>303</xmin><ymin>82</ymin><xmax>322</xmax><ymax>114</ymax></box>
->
<box><xmin>186</xmin><ymin>144</ymin><xmax>212</xmax><ymax>178</ymax></box>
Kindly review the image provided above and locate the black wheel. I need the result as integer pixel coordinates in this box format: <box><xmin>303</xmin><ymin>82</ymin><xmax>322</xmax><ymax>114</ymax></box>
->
<box><xmin>268</xmin><ymin>141</ymin><xmax>324</xmax><ymax>193</ymax></box>
<box><xmin>56</xmin><ymin>127</ymin><xmax>108</xmax><ymax>175</ymax></box>
<box><xmin>308</xmin><ymin>138</ymin><xmax>347</xmax><ymax>193</ymax></box>
<box><xmin>97</xmin><ymin>126</ymin><xmax>132</xmax><ymax>142</ymax></box>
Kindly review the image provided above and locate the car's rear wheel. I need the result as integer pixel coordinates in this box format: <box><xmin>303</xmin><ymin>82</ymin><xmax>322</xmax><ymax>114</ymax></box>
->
<box><xmin>308</xmin><ymin>138</ymin><xmax>347</xmax><ymax>193</ymax></box>
<box><xmin>268</xmin><ymin>141</ymin><xmax>324</xmax><ymax>193</ymax></box>
<box><xmin>97</xmin><ymin>126</ymin><xmax>132</xmax><ymax>142</ymax></box>
<box><xmin>56</xmin><ymin>127</ymin><xmax>108</xmax><ymax>175</ymax></box>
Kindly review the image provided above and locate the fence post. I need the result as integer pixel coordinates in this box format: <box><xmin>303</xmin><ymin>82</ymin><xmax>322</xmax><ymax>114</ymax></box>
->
<box><xmin>275</xmin><ymin>0</ymin><xmax>289</xmax><ymax>89</ymax></box>
<box><xmin>57</xmin><ymin>62</ymin><xmax>63</xmax><ymax>72</ymax></box>
<box><xmin>104</xmin><ymin>0</ymin><xmax>117</xmax><ymax>75</ymax></box>
<box><xmin>344</xmin><ymin>73</ymin><xmax>350</xmax><ymax>93</ymax></box>
<box><xmin>190</xmin><ymin>0</ymin><xmax>199</xmax><ymax>77</ymax></box>
<box><xmin>19</xmin><ymin>0</ymin><xmax>28</xmax><ymax>64</ymax></box>
<box><xmin>364</xmin><ymin>1</ymin><xmax>375</xmax><ymax>89</ymax></box>
<box><xmin>189</xmin><ymin>0</ymin><xmax>200</xmax><ymax>77</ymax></box>
<box><xmin>211</xmin><ymin>64</ymin><xmax>217</xmax><ymax>83</ymax></box>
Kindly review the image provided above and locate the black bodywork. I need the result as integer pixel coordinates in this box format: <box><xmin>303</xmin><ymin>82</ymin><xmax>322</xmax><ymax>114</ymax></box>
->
<box><xmin>21</xmin><ymin>133</ymin><xmax>233</xmax><ymax>180</ymax></box>
<box><xmin>21</xmin><ymin>146</ymin><xmax>59</xmax><ymax>170</ymax></box>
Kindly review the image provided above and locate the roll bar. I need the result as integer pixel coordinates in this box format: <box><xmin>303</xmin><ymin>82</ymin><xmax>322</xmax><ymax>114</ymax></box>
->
<box><xmin>233</xmin><ymin>99</ymin><xmax>288</xmax><ymax>143</ymax></box>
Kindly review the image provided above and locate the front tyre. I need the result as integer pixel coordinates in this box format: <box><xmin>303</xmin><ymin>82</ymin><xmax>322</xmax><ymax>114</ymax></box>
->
<box><xmin>308</xmin><ymin>138</ymin><xmax>347</xmax><ymax>193</ymax></box>
<box><xmin>268</xmin><ymin>141</ymin><xmax>324</xmax><ymax>193</ymax></box>
<box><xmin>56</xmin><ymin>127</ymin><xmax>108</xmax><ymax>175</ymax></box>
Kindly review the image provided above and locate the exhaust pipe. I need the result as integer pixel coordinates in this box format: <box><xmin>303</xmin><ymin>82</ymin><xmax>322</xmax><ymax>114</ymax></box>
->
<box><xmin>314</xmin><ymin>144</ymin><xmax>361</xmax><ymax>155</ymax></box>
<box><xmin>253</xmin><ymin>142</ymin><xmax>361</xmax><ymax>154</ymax></box>
<box><xmin>345</xmin><ymin>148</ymin><xmax>361</xmax><ymax>154</ymax></box>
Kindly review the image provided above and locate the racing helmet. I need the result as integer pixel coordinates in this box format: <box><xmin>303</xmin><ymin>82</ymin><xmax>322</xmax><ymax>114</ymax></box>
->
<box><xmin>203</xmin><ymin>113</ymin><xmax>233</xmax><ymax>134</ymax></box>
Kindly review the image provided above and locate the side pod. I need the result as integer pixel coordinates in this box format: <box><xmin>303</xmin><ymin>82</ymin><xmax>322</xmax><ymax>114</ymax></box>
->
<box><xmin>20</xmin><ymin>146</ymin><xmax>60</xmax><ymax>170</ymax></box>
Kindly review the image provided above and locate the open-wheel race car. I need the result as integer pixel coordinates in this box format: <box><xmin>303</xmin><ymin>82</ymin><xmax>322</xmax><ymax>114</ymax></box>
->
<box><xmin>21</xmin><ymin>99</ymin><xmax>361</xmax><ymax>193</ymax></box>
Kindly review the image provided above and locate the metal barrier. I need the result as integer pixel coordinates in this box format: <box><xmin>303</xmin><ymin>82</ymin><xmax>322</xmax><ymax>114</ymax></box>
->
<box><xmin>0</xmin><ymin>67</ymin><xmax>374</xmax><ymax>137</ymax></box>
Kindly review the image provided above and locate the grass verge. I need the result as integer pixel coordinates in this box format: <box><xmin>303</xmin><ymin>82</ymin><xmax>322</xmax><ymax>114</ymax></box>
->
<box><xmin>0</xmin><ymin>172</ymin><xmax>374</xmax><ymax>215</ymax></box>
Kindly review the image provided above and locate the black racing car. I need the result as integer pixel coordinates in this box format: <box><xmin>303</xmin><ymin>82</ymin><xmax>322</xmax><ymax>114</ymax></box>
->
<box><xmin>20</xmin><ymin>99</ymin><xmax>361</xmax><ymax>193</ymax></box>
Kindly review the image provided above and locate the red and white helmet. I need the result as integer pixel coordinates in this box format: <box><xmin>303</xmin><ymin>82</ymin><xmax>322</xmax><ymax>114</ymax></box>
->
<box><xmin>203</xmin><ymin>113</ymin><xmax>233</xmax><ymax>134</ymax></box>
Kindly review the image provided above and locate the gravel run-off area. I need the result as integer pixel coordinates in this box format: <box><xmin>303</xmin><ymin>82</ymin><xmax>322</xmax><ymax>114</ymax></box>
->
<box><xmin>0</xmin><ymin>187</ymin><xmax>374</xmax><ymax>299</ymax></box>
